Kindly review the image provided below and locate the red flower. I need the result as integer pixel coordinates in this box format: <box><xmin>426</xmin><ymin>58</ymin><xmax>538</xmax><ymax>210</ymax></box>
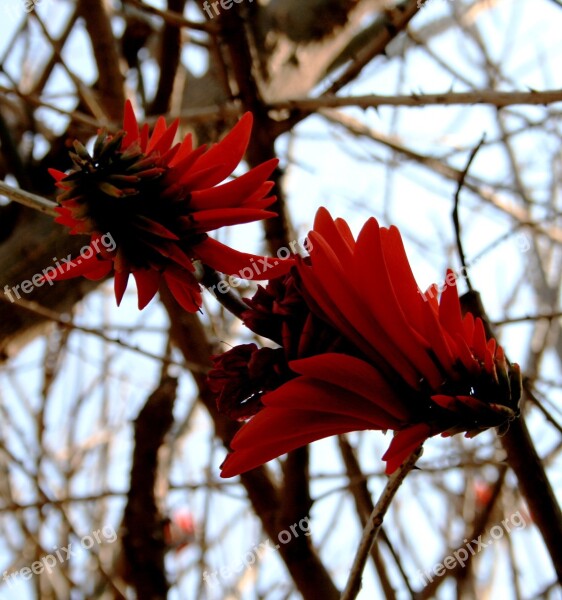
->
<box><xmin>46</xmin><ymin>101</ymin><xmax>293</xmax><ymax>310</ymax></box>
<box><xmin>163</xmin><ymin>509</ymin><xmax>196</xmax><ymax>552</ymax></box>
<box><xmin>217</xmin><ymin>208</ymin><xmax>521</xmax><ymax>477</ymax></box>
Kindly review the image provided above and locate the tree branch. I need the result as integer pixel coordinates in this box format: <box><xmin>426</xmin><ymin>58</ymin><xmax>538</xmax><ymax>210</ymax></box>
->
<box><xmin>461</xmin><ymin>290</ymin><xmax>562</xmax><ymax>585</ymax></box>
<box><xmin>0</xmin><ymin>181</ymin><xmax>58</xmax><ymax>217</ymax></box>
<box><xmin>122</xmin><ymin>374</ymin><xmax>178</xmax><ymax>598</ymax></box>
<box><xmin>341</xmin><ymin>446</ymin><xmax>423</xmax><ymax>600</ymax></box>
<box><xmin>271</xmin><ymin>88</ymin><xmax>562</xmax><ymax>112</ymax></box>
<box><xmin>79</xmin><ymin>0</ymin><xmax>125</xmax><ymax>121</ymax></box>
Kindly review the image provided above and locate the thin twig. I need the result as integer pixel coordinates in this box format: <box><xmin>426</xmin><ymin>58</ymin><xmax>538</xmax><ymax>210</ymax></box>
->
<box><xmin>0</xmin><ymin>181</ymin><xmax>58</xmax><ymax>217</ymax></box>
<box><xmin>0</xmin><ymin>294</ymin><xmax>207</xmax><ymax>372</ymax></box>
<box><xmin>123</xmin><ymin>0</ymin><xmax>217</xmax><ymax>32</ymax></box>
<box><xmin>324</xmin><ymin>0</ymin><xmax>420</xmax><ymax>95</ymax></box>
<box><xmin>452</xmin><ymin>137</ymin><xmax>485</xmax><ymax>292</ymax></box>
<box><xmin>340</xmin><ymin>446</ymin><xmax>423</xmax><ymax>600</ymax></box>
<box><xmin>492</xmin><ymin>311</ymin><xmax>562</xmax><ymax>325</ymax></box>
<box><xmin>271</xmin><ymin>88</ymin><xmax>562</xmax><ymax>112</ymax></box>
<box><xmin>200</xmin><ymin>265</ymin><xmax>249</xmax><ymax>320</ymax></box>
<box><xmin>319</xmin><ymin>109</ymin><xmax>562</xmax><ymax>245</ymax></box>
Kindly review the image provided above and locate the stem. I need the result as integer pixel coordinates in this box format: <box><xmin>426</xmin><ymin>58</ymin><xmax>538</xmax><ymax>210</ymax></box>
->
<box><xmin>199</xmin><ymin>265</ymin><xmax>248</xmax><ymax>319</ymax></box>
<box><xmin>452</xmin><ymin>137</ymin><xmax>485</xmax><ymax>292</ymax></box>
<box><xmin>0</xmin><ymin>181</ymin><xmax>58</xmax><ymax>217</ymax></box>
<box><xmin>340</xmin><ymin>446</ymin><xmax>423</xmax><ymax>600</ymax></box>
<box><xmin>500</xmin><ymin>418</ymin><xmax>562</xmax><ymax>584</ymax></box>
<box><xmin>461</xmin><ymin>290</ymin><xmax>562</xmax><ymax>585</ymax></box>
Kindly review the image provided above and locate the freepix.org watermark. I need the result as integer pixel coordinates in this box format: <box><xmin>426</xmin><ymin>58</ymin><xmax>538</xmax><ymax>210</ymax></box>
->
<box><xmin>417</xmin><ymin>510</ymin><xmax>527</xmax><ymax>585</ymax></box>
<box><xmin>207</xmin><ymin>236</ymin><xmax>310</xmax><ymax>298</ymax></box>
<box><xmin>202</xmin><ymin>0</ymin><xmax>253</xmax><ymax>20</ymax></box>
<box><xmin>3</xmin><ymin>233</ymin><xmax>116</xmax><ymax>302</ymax></box>
<box><xmin>3</xmin><ymin>525</ymin><xmax>117</xmax><ymax>587</ymax></box>
<box><xmin>203</xmin><ymin>516</ymin><xmax>311</xmax><ymax>587</ymax></box>
<box><xmin>418</xmin><ymin>232</ymin><xmax>530</xmax><ymax>302</ymax></box>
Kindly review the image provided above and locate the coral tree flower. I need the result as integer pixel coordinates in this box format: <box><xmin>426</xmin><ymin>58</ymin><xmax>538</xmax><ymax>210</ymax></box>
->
<box><xmin>46</xmin><ymin>101</ymin><xmax>292</xmax><ymax>310</ymax></box>
<box><xmin>213</xmin><ymin>207</ymin><xmax>521</xmax><ymax>477</ymax></box>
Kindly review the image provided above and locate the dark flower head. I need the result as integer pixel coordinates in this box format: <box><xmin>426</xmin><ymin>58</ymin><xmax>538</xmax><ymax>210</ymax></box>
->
<box><xmin>241</xmin><ymin>267</ymin><xmax>349</xmax><ymax>357</ymax></box>
<box><xmin>46</xmin><ymin>101</ymin><xmax>293</xmax><ymax>311</ymax></box>
<box><xmin>209</xmin><ymin>343</ymin><xmax>288</xmax><ymax>421</ymax></box>
<box><xmin>216</xmin><ymin>207</ymin><xmax>521</xmax><ymax>477</ymax></box>
<box><xmin>209</xmin><ymin>269</ymin><xmax>353</xmax><ymax>420</ymax></box>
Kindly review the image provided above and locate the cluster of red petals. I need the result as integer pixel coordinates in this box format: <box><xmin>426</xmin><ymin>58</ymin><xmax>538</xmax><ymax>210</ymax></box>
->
<box><xmin>208</xmin><ymin>343</ymin><xmax>287</xmax><ymax>421</ymax></box>
<box><xmin>47</xmin><ymin>100</ymin><xmax>292</xmax><ymax>311</ymax></box>
<box><xmin>216</xmin><ymin>207</ymin><xmax>521</xmax><ymax>477</ymax></box>
<box><xmin>210</xmin><ymin>269</ymin><xmax>351</xmax><ymax>421</ymax></box>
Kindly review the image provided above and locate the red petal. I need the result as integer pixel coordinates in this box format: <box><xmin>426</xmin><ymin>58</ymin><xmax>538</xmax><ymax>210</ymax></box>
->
<box><xmin>453</xmin><ymin>333</ymin><xmax>480</xmax><ymax>374</ymax></box>
<box><xmin>431</xmin><ymin>394</ymin><xmax>460</xmax><ymax>411</ymax></box>
<box><xmin>146</xmin><ymin>116</ymin><xmax>167</xmax><ymax>154</ymax></box>
<box><xmin>165</xmin><ymin>245</ymin><xmax>195</xmax><ymax>271</ymax></box>
<box><xmin>140</xmin><ymin>123</ymin><xmax>149</xmax><ymax>152</ymax></box>
<box><xmin>424</xmin><ymin>284</ymin><xmax>439</xmax><ymax>312</ymax></box>
<box><xmin>179</xmin><ymin>164</ymin><xmax>226</xmax><ymax>190</ymax></box>
<box><xmin>289</xmin><ymin>353</ymin><xmax>410</xmax><ymax>420</ymax></box>
<box><xmin>54</xmin><ymin>213</ymin><xmax>79</xmax><ymax>228</ymax></box>
<box><xmin>418</xmin><ymin>300</ymin><xmax>455</xmax><ymax>373</ymax></box>
<box><xmin>190</xmin><ymin>113</ymin><xmax>253</xmax><ymax>188</ymax></box>
<box><xmin>168</xmin><ymin>134</ymin><xmax>194</xmax><ymax>167</ymax></box>
<box><xmin>132</xmin><ymin>269</ymin><xmax>161</xmax><ymax>309</ymax></box>
<box><xmin>122</xmin><ymin>100</ymin><xmax>140</xmax><ymax>150</ymax></box>
<box><xmin>261</xmin><ymin>377</ymin><xmax>400</xmax><ymax>428</ymax></box>
<box><xmin>114</xmin><ymin>269</ymin><xmax>130</xmax><ymax>305</ymax></box>
<box><xmin>48</xmin><ymin>168</ymin><xmax>67</xmax><ymax>182</ymax></box>
<box><xmin>334</xmin><ymin>217</ymin><xmax>355</xmax><ymax>250</ymax></box>
<box><xmin>307</xmin><ymin>229</ymin><xmax>422</xmax><ymax>388</ymax></box>
<box><xmin>149</xmin><ymin>119</ymin><xmax>179</xmax><ymax>155</ymax></box>
<box><xmin>313</xmin><ymin>207</ymin><xmax>353</xmax><ymax>265</ymax></box>
<box><xmin>472</xmin><ymin>318</ymin><xmax>488</xmax><ymax>363</ymax></box>
<box><xmin>40</xmin><ymin>251</ymin><xmax>111</xmax><ymax>282</ymax></box>
<box><xmin>163</xmin><ymin>268</ymin><xmax>202</xmax><ymax>312</ymax></box>
<box><xmin>354</xmin><ymin>219</ymin><xmax>442</xmax><ymax>388</ymax></box>
<box><xmin>143</xmin><ymin>241</ymin><xmax>195</xmax><ymax>272</ymax></box>
<box><xmin>189</xmin><ymin>159</ymin><xmax>278</xmax><ymax>210</ymax></box>
<box><xmin>380</xmin><ymin>226</ymin><xmax>426</xmax><ymax>335</ymax></box>
<box><xmin>83</xmin><ymin>260</ymin><xmax>113</xmax><ymax>280</ymax></box>
<box><xmin>439</xmin><ymin>270</ymin><xmax>464</xmax><ymax>337</ymax></box>
<box><xmin>221</xmin><ymin>407</ymin><xmax>371</xmax><ymax>478</ymax></box>
<box><xmin>382</xmin><ymin>423</ymin><xmax>430</xmax><ymax>474</ymax></box>
<box><xmin>191</xmin><ymin>208</ymin><xmax>277</xmax><ymax>232</ymax></box>
<box><xmin>484</xmin><ymin>347</ymin><xmax>495</xmax><ymax>375</ymax></box>
<box><xmin>463</xmin><ymin>312</ymin><xmax>475</xmax><ymax>345</ymax></box>
<box><xmin>166</xmin><ymin>145</ymin><xmax>207</xmax><ymax>186</ymax></box>
<box><xmin>192</xmin><ymin>238</ymin><xmax>294</xmax><ymax>279</ymax></box>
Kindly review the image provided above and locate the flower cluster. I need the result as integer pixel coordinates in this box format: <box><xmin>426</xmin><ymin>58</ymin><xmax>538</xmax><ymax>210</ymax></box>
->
<box><xmin>46</xmin><ymin>103</ymin><xmax>521</xmax><ymax>477</ymax></box>
<box><xmin>211</xmin><ymin>208</ymin><xmax>521</xmax><ymax>476</ymax></box>
<box><xmin>47</xmin><ymin>101</ymin><xmax>292</xmax><ymax>311</ymax></box>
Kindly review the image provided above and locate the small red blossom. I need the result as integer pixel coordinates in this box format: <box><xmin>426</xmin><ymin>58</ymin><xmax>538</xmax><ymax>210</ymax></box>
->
<box><xmin>163</xmin><ymin>509</ymin><xmax>196</xmax><ymax>552</ymax></box>
<box><xmin>216</xmin><ymin>207</ymin><xmax>521</xmax><ymax>477</ymax></box>
<box><xmin>46</xmin><ymin>101</ymin><xmax>293</xmax><ymax>310</ymax></box>
<box><xmin>209</xmin><ymin>343</ymin><xmax>288</xmax><ymax>421</ymax></box>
